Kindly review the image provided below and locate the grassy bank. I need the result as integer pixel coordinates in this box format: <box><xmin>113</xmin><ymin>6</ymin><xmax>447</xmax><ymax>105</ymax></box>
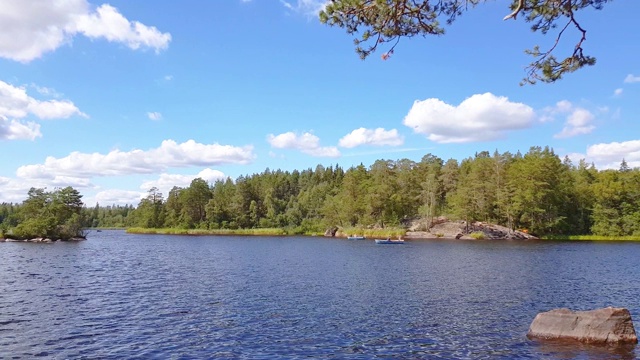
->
<box><xmin>126</xmin><ymin>227</ymin><xmax>292</xmax><ymax>236</ymax></box>
<box><xmin>542</xmin><ymin>235</ymin><xmax>640</xmax><ymax>241</ymax></box>
<box><xmin>126</xmin><ymin>226</ymin><xmax>406</xmax><ymax>238</ymax></box>
<box><xmin>337</xmin><ymin>227</ymin><xmax>406</xmax><ymax>239</ymax></box>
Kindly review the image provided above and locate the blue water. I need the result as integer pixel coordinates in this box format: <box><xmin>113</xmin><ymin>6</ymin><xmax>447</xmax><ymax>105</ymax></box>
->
<box><xmin>1</xmin><ymin>230</ymin><xmax>638</xmax><ymax>359</ymax></box>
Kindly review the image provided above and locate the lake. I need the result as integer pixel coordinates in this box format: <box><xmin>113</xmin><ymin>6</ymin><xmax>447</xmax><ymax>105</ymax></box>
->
<box><xmin>1</xmin><ymin>230</ymin><xmax>638</xmax><ymax>359</ymax></box>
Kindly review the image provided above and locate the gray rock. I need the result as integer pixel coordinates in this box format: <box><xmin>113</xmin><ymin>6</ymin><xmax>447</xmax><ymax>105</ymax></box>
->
<box><xmin>324</xmin><ymin>227</ymin><xmax>338</xmax><ymax>237</ymax></box>
<box><xmin>527</xmin><ymin>307</ymin><xmax>638</xmax><ymax>344</ymax></box>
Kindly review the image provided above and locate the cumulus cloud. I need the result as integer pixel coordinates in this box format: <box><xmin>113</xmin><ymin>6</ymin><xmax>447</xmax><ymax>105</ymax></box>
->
<box><xmin>542</xmin><ymin>101</ymin><xmax>596</xmax><ymax>138</ymax></box>
<box><xmin>624</xmin><ymin>74</ymin><xmax>640</xmax><ymax>83</ymax></box>
<box><xmin>267</xmin><ymin>131</ymin><xmax>340</xmax><ymax>157</ymax></box>
<box><xmin>554</xmin><ymin>108</ymin><xmax>595</xmax><ymax>138</ymax></box>
<box><xmin>147</xmin><ymin>111</ymin><xmax>162</xmax><ymax>121</ymax></box>
<box><xmin>0</xmin><ymin>80</ymin><xmax>85</xmax><ymax>140</ymax></box>
<box><xmin>0</xmin><ymin>117</ymin><xmax>41</xmax><ymax>140</ymax></box>
<box><xmin>338</xmin><ymin>128</ymin><xmax>404</xmax><ymax>148</ymax></box>
<box><xmin>140</xmin><ymin>168</ymin><xmax>226</xmax><ymax>195</ymax></box>
<box><xmin>16</xmin><ymin>139</ymin><xmax>255</xmax><ymax>179</ymax></box>
<box><xmin>0</xmin><ymin>174</ymin><xmax>93</xmax><ymax>203</ymax></box>
<box><xmin>0</xmin><ymin>80</ymin><xmax>86</xmax><ymax>119</ymax></box>
<box><xmin>613</xmin><ymin>88</ymin><xmax>623</xmax><ymax>97</ymax></box>
<box><xmin>584</xmin><ymin>140</ymin><xmax>640</xmax><ymax>170</ymax></box>
<box><xmin>0</xmin><ymin>0</ymin><xmax>171</xmax><ymax>62</ymax></box>
<box><xmin>402</xmin><ymin>93</ymin><xmax>534</xmax><ymax>143</ymax></box>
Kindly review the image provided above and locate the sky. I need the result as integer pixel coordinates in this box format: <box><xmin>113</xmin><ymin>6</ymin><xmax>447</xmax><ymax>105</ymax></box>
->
<box><xmin>0</xmin><ymin>0</ymin><xmax>639</xmax><ymax>206</ymax></box>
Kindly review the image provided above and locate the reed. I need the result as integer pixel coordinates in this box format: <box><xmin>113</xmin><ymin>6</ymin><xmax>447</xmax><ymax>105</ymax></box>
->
<box><xmin>542</xmin><ymin>235</ymin><xmax>640</xmax><ymax>241</ymax></box>
<box><xmin>126</xmin><ymin>227</ymin><xmax>288</xmax><ymax>236</ymax></box>
<box><xmin>338</xmin><ymin>227</ymin><xmax>406</xmax><ymax>239</ymax></box>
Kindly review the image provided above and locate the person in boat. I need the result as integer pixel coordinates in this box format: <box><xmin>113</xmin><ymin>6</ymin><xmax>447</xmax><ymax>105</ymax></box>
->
<box><xmin>386</xmin><ymin>236</ymin><xmax>391</xmax><ymax>241</ymax></box>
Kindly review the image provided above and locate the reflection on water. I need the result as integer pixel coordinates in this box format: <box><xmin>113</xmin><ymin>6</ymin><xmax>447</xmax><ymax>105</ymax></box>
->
<box><xmin>1</xmin><ymin>231</ymin><xmax>638</xmax><ymax>359</ymax></box>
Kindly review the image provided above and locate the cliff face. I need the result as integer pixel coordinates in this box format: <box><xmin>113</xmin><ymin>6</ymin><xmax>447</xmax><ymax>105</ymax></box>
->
<box><xmin>404</xmin><ymin>217</ymin><xmax>537</xmax><ymax>240</ymax></box>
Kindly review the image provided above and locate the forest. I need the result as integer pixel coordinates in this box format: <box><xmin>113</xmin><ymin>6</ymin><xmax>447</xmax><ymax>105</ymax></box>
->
<box><xmin>1</xmin><ymin>146</ymin><xmax>639</xmax><ymax>238</ymax></box>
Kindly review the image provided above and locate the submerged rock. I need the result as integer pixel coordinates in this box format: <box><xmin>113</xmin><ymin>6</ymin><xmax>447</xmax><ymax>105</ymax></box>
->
<box><xmin>527</xmin><ymin>307</ymin><xmax>638</xmax><ymax>344</ymax></box>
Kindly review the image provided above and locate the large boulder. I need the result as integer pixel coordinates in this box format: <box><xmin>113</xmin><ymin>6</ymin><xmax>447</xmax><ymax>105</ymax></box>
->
<box><xmin>324</xmin><ymin>227</ymin><xmax>338</xmax><ymax>237</ymax></box>
<box><xmin>527</xmin><ymin>307</ymin><xmax>638</xmax><ymax>344</ymax></box>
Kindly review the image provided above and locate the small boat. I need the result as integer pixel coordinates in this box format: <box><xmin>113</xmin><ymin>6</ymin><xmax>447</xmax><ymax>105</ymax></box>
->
<box><xmin>347</xmin><ymin>235</ymin><xmax>366</xmax><ymax>240</ymax></box>
<box><xmin>375</xmin><ymin>239</ymin><xmax>405</xmax><ymax>244</ymax></box>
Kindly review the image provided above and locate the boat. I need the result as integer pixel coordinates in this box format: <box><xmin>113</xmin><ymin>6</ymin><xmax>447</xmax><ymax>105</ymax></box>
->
<box><xmin>347</xmin><ymin>235</ymin><xmax>366</xmax><ymax>240</ymax></box>
<box><xmin>375</xmin><ymin>239</ymin><xmax>405</xmax><ymax>244</ymax></box>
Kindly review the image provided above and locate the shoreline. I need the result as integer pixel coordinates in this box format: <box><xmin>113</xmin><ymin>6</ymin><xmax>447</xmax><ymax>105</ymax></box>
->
<box><xmin>119</xmin><ymin>228</ymin><xmax>640</xmax><ymax>241</ymax></box>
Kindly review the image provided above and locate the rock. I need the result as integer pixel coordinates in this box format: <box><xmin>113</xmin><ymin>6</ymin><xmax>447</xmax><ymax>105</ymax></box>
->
<box><xmin>324</xmin><ymin>227</ymin><xmax>338</xmax><ymax>237</ymax></box>
<box><xmin>527</xmin><ymin>307</ymin><xmax>638</xmax><ymax>344</ymax></box>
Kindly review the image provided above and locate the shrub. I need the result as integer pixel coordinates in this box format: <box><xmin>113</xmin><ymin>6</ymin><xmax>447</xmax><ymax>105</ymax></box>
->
<box><xmin>469</xmin><ymin>231</ymin><xmax>485</xmax><ymax>240</ymax></box>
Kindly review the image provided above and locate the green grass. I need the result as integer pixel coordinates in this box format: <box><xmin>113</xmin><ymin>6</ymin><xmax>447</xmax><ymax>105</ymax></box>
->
<box><xmin>542</xmin><ymin>235</ymin><xmax>640</xmax><ymax>241</ymax></box>
<box><xmin>338</xmin><ymin>227</ymin><xmax>406</xmax><ymax>239</ymax></box>
<box><xmin>126</xmin><ymin>226</ymin><xmax>407</xmax><ymax>238</ymax></box>
<box><xmin>469</xmin><ymin>231</ymin><xmax>486</xmax><ymax>240</ymax></box>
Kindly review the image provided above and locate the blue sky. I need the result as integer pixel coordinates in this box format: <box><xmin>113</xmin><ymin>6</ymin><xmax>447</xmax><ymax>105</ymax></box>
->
<box><xmin>1</xmin><ymin>0</ymin><xmax>639</xmax><ymax>206</ymax></box>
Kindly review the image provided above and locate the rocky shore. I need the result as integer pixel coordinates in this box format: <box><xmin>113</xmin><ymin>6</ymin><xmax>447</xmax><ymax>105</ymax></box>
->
<box><xmin>1</xmin><ymin>237</ymin><xmax>86</xmax><ymax>243</ymax></box>
<box><xmin>404</xmin><ymin>217</ymin><xmax>537</xmax><ymax>240</ymax></box>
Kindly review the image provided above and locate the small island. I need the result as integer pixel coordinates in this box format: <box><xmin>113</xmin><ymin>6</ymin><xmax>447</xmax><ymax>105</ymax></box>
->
<box><xmin>1</xmin><ymin>187</ymin><xmax>86</xmax><ymax>243</ymax></box>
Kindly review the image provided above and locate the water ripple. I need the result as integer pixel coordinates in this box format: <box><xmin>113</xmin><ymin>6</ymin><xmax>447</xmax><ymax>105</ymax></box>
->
<box><xmin>0</xmin><ymin>232</ymin><xmax>638</xmax><ymax>359</ymax></box>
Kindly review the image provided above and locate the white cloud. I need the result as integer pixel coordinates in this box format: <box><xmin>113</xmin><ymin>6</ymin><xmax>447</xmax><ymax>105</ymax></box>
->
<box><xmin>279</xmin><ymin>0</ymin><xmax>327</xmax><ymax>15</ymax></box>
<box><xmin>0</xmin><ymin>0</ymin><xmax>171</xmax><ymax>62</ymax></box>
<box><xmin>267</xmin><ymin>131</ymin><xmax>340</xmax><ymax>157</ymax></box>
<box><xmin>613</xmin><ymin>88</ymin><xmax>623</xmax><ymax>97</ymax></box>
<box><xmin>0</xmin><ymin>80</ymin><xmax>85</xmax><ymax>140</ymax></box>
<box><xmin>554</xmin><ymin>108</ymin><xmax>595</xmax><ymax>138</ymax></box>
<box><xmin>1</xmin><ymin>80</ymin><xmax>86</xmax><ymax>119</ymax></box>
<box><xmin>585</xmin><ymin>140</ymin><xmax>640</xmax><ymax>169</ymax></box>
<box><xmin>0</xmin><ymin>174</ymin><xmax>93</xmax><ymax>203</ymax></box>
<box><xmin>94</xmin><ymin>189</ymin><xmax>144</xmax><ymax>206</ymax></box>
<box><xmin>147</xmin><ymin>111</ymin><xmax>162</xmax><ymax>121</ymax></box>
<box><xmin>140</xmin><ymin>168</ymin><xmax>226</xmax><ymax>196</ymax></box>
<box><xmin>338</xmin><ymin>127</ymin><xmax>404</xmax><ymax>148</ymax></box>
<box><xmin>402</xmin><ymin>93</ymin><xmax>534</xmax><ymax>143</ymax></box>
<box><xmin>624</xmin><ymin>74</ymin><xmax>640</xmax><ymax>83</ymax></box>
<box><xmin>0</xmin><ymin>116</ymin><xmax>41</xmax><ymax>140</ymax></box>
<box><xmin>16</xmin><ymin>139</ymin><xmax>255</xmax><ymax>179</ymax></box>
<box><xmin>31</xmin><ymin>85</ymin><xmax>63</xmax><ymax>98</ymax></box>
<box><xmin>542</xmin><ymin>101</ymin><xmax>596</xmax><ymax>139</ymax></box>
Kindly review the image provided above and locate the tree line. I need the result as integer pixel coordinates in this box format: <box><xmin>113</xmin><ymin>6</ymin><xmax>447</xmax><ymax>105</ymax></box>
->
<box><xmin>2</xmin><ymin>146</ymin><xmax>639</xmax><ymax>237</ymax></box>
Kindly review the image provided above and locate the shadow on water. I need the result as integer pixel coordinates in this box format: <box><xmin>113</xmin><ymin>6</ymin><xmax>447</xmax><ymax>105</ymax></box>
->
<box><xmin>530</xmin><ymin>339</ymin><xmax>638</xmax><ymax>360</ymax></box>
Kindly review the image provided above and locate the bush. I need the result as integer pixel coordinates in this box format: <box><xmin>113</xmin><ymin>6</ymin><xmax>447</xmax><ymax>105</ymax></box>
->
<box><xmin>469</xmin><ymin>231</ymin><xmax>485</xmax><ymax>240</ymax></box>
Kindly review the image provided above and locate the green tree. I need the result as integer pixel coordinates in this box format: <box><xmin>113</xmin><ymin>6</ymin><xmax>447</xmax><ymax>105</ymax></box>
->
<box><xmin>416</xmin><ymin>154</ymin><xmax>443</xmax><ymax>228</ymax></box>
<box><xmin>206</xmin><ymin>178</ymin><xmax>237</xmax><ymax>228</ymax></box>
<box><xmin>320</xmin><ymin>0</ymin><xmax>608</xmax><ymax>84</ymax></box>
<box><xmin>507</xmin><ymin>147</ymin><xmax>571</xmax><ymax>234</ymax></box>
<box><xmin>11</xmin><ymin>187</ymin><xmax>85</xmax><ymax>240</ymax></box>
<box><xmin>135</xmin><ymin>187</ymin><xmax>166</xmax><ymax>228</ymax></box>
<box><xmin>182</xmin><ymin>178</ymin><xmax>212</xmax><ymax>228</ymax></box>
